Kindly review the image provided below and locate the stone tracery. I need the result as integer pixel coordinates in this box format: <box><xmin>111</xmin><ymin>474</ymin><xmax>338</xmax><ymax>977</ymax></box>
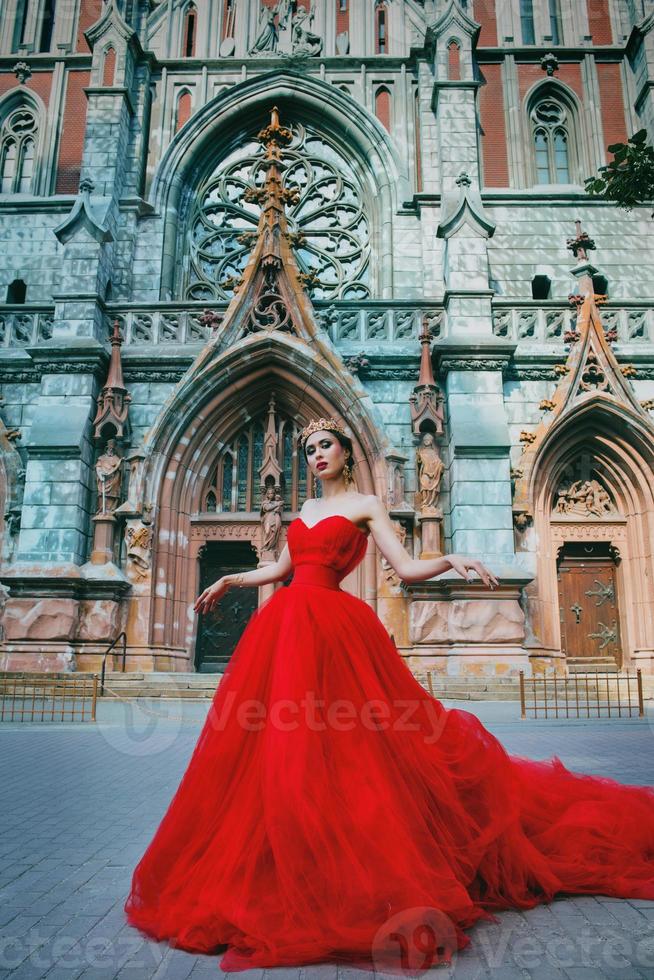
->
<box><xmin>185</xmin><ymin>123</ymin><xmax>370</xmax><ymax>303</ymax></box>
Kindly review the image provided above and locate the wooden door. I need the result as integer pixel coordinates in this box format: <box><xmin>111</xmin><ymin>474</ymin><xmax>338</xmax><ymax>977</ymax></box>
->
<box><xmin>195</xmin><ymin>540</ymin><xmax>260</xmax><ymax>672</ymax></box>
<box><xmin>557</xmin><ymin>542</ymin><xmax>621</xmax><ymax>665</ymax></box>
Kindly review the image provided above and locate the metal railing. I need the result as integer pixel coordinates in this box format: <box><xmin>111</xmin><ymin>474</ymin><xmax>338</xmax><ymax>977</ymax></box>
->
<box><xmin>100</xmin><ymin>631</ymin><xmax>127</xmax><ymax>695</ymax></box>
<box><xmin>99</xmin><ymin>633</ymin><xmax>189</xmax><ymax>695</ymax></box>
<box><xmin>519</xmin><ymin>669</ymin><xmax>644</xmax><ymax>719</ymax></box>
<box><xmin>0</xmin><ymin>672</ymin><xmax>98</xmax><ymax>722</ymax></box>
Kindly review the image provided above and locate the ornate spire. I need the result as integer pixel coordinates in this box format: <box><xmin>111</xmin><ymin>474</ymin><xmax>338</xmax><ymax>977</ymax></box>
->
<box><xmin>409</xmin><ymin>318</ymin><xmax>444</xmax><ymax>436</ymax></box>
<box><xmin>511</xmin><ymin>220</ymin><xmax>653</xmax><ymax>528</ymax></box>
<box><xmin>93</xmin><ymin>319</ymin><xmax>131</xmax><ymax>441</ymax></box>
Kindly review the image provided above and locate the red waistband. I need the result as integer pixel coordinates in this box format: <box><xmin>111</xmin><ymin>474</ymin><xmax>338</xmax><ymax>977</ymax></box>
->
<box><xmin>291</xmin><ymin>564</ymin><xmax>342</xmax><ymax>591</ymax></box>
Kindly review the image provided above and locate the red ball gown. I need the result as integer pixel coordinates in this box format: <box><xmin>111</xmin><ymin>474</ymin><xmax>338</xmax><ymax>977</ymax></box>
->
<box><xmin>124</xmin><ymin>515</ymin><xmax>654</xmax><ymax>972</ymax></box>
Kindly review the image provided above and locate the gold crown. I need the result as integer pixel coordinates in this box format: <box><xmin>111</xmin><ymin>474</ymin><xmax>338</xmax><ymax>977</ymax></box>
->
<box><xmin>299</xmin><ymin>417</ymin><xmax>347</xmax><ymax>447</ymax></box>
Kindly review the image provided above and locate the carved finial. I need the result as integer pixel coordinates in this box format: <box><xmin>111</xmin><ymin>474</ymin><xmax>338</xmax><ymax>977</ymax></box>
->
<box><xmin>566</xmin><ymin>219</ymin><xmax>596</xmax><ymax>261</ymax></box>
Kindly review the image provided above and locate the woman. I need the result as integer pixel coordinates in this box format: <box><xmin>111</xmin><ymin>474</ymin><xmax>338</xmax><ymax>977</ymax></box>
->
<box><xmin>124</xmin><ymin>417</ymin><xmax>654</xmax><ymax>974</ymax></box>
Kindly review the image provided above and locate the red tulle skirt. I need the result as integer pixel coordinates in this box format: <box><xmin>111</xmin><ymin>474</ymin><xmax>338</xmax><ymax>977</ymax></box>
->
<box><xmin>124</xmin><ymin>577</ymin><xmax>654</xmax><ymax>972</ymax></box>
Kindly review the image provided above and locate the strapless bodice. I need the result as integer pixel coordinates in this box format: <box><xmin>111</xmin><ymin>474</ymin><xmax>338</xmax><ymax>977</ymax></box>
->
<box><xmin>287</xmin><ymin>515</ymin><xmax>369</xmax><ymax>590</ymax></box>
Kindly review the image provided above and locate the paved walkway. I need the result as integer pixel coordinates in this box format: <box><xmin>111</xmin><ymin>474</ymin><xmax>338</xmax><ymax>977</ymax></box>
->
<box><xmin>1</xmin><ymin>698</ymin><xmax>653</xmax><ymax>980</ymax></box>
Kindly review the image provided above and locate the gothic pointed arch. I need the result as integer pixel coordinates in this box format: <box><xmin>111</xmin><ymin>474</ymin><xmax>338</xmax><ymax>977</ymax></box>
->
<box><xmin>512</xmin><ymin>289</ymin><xmax>654</xmax><ymax>669</ymax></box>
<box><xmin>0</xmin><ymin>87</ymin><xmax>46</xmax><ymax>196</ymax></box>
<box><xmin>150</xmin><ymin>71</ymin><xmax>408</xmax><ymax>300</ymax></box>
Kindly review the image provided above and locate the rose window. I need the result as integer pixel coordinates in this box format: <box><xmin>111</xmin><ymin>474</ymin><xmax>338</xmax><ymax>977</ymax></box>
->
<box><xmin>184</xmin><ymin>124</ymin><xmax>370</xmax><ymax>302</ymax></box>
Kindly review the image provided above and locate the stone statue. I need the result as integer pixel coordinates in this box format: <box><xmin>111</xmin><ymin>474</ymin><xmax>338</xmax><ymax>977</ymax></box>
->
<box><xmin>291</xmin><ymin>4</ymin><xmax>322</xmax><ymax>55</ymax></box>
<box><xmin>416</xmin><ymin>432</ymin><xmax>443</xmax><ymax>512</ymax></box>
<box><xmin>125</xmin><ymin>505</ymin><xmax>154</xmax><ymax>580</ymax></box>
<box><xmin>95</xmin><ymin>438</ymin><xmax>123</xmax><ymax>515</ymax></box>
<box><xmin>249</xmin><ymin>0</ymin><xmax>290</xmax><ymax>54</ymax></box>
<box><xmin>260</xmin><ymin>485</ymin><xmax>284</xmax><ymax>552</ymax></box>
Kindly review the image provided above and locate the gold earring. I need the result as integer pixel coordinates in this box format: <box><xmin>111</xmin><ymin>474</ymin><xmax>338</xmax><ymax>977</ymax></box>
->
<box><xmin>343</xmin><ymin>457</ymin><xmax>352</xmax><ymax>486</ymax></box>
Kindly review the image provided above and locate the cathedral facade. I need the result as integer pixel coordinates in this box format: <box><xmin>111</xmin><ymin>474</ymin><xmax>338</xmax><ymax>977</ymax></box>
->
<box><xmin>0</xmin><ymin>0</ymin><xmax>653</xmax><ymax>679</ymax></box>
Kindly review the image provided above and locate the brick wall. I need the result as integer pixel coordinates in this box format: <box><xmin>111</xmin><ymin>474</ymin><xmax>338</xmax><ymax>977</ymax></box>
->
<box><xmin>518</xmin><ymin>62</ymin><xmax>583</xmax><ymax>101</ymax></box>
<box><xmin>76</xmin><ymin>0</ymin><xmax>103</xmax><ymax>53</ymax></box>
<box><xmin>586</xmin><ymin>0</ymin><xmax>613</xmax><ymax>45</ymax></box>
<box><xmin>0</xmin><ymin>71</ymin><xmax>52</xmax><ymax>107</ymax></box>
<box><xmin>596</xmin><ymin>62</ymin><xmax>628</xmax><ymax>156</ymax></box>
<box><xmin>475</xmin><ymin>0</ymin><xmax>498</xmax><ymax>46</ymax></box>
<box><xmin>55</xmin><ymin>71</ymin><xmax>90</xmax><ymax>194</ymax></box>
<box><xmin>479</xmin><ymin>63</ymin><xmax>509</xmax><ymax>187</ymax></box>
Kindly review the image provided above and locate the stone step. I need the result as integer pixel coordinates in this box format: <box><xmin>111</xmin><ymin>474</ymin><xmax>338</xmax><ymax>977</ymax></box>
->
<box><xmin>566</xmin><ymin>658</ymin><xmax>620</xmax><ymax>673</ymax></box>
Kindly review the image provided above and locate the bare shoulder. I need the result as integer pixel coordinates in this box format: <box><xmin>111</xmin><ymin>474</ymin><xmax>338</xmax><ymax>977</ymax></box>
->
<box><xmin>362</xmin><ymin>493</ymin><xmax>388</xmax><ymax>521</ymax></box>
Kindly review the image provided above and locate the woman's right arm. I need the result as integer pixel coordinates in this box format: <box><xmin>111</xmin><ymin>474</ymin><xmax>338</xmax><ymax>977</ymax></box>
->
<box><xmin>194</xmin><ymin>543</ymin><xmax>293</xmax><ymax>614</ymax></box>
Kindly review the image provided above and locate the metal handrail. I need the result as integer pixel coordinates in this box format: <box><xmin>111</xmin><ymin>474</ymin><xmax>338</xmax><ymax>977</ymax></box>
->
<box><xmin>100</xmin><ymin>632</ymin><xmax>127</xmax><ymax>695</ymax></box>
<box><xmin>99</xmin><ymin>634</ymin><xmax>189</xmax><ymax>695</ymax></box>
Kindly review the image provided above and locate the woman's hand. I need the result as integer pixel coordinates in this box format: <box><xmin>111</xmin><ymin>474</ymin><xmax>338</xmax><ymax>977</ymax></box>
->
<box><xmin>194</xmin><ymin>577</ymin><xmax>230</xmax><ymax>614</ymax></box>
<box><xmin>445</xmin><ymin>554</ymin><xmax>499</xmax><ymax>589</ymax></box>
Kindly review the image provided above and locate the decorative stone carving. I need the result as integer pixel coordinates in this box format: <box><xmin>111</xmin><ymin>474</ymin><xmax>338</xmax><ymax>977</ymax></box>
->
<box><xmin>553</xmin><ymin>477</ymin><xmax>615</xmax><ymax>517</ymax></box>
<box><xmin>513</xmin><ymin>510</ymin><xmax>533</xmax><ymax>532</ymax></box>
<box><xmin>95</xmin><ymin>438</ymin><xmax>123</xmax><ymax>515</ymax></box>
<box><xmin>343</xmin><ymin>352</ymin><xmax>369</xmax><ymax>375</ymax></box>
<box><xmin>410</xmin><ymin>597</ymin><xmax>525</xmax><ymax>645</ymax></box>
<box><xmin>125</xmin><ymin>504</ymin><xmax>154</xmax><ymax>580</ymax></box>
<box><xmin>540</xmin><ymin>52</ymin><xmax>559</xmax><ymax>76</ymax></box>
<box><xmin>245</xmin><ymin>267</ymin><xmax>294</xmax><ymax>334</ymax></box>
<box><xmin>291</xmin><ymin>4</ymin><xmax>322</xmax><ymax>55</ymax></box>
<box><xmin>249</xmin><ymin>1</ymin><xmax>290</xmax><ymax>55</ymax></box>
<box><xmin>13</xmin><ymin>62</ymin><xmax>32</xmax><ymax>84</ymax></box>
<box><xmin>415</xmin><ymin>432</ymin><xmax>443</xmax><ymax>513</ymax></box>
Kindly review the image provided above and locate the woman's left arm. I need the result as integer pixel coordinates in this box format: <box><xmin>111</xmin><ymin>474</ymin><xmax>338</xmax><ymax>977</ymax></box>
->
<box><xmin>366</xmin><ymin>495</ymin><xmax>499</xmax><ymax>589</ymax></box>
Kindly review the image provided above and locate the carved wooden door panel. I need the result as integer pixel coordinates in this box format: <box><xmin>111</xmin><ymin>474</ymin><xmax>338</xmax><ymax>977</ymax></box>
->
<box><xmin>557</xmin><ymin>545</ymin><xmax>621</xmax><ymax>665</ymax></box>
<box><xmin>195</xmin><ymin>540</ymin><xmax>259</xmax><ymax>673</ymax></box>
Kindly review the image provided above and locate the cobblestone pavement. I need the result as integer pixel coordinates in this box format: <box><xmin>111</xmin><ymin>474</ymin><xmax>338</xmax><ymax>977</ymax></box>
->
<box><xmin>1</xmin><ymin>698</ymin><xmax>654</xmax><ymax>980</ymax></box>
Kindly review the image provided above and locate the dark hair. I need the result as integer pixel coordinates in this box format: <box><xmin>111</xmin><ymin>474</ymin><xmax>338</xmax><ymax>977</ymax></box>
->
<box><xmin>302</xmin><ymin>428</ymin><xmax>355</xmax><ymax>471</ymax></box>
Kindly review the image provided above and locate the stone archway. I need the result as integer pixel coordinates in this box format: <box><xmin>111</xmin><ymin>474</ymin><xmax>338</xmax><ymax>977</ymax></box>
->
<box><xmin>523</xmin><ymin>403</ymin><xmax>654</xmax><ymax>673</ymax></box>
<box><xmin>135</xmin><ymin>338</ymin><xmax>389</xmax><ymax>666</ymax></box>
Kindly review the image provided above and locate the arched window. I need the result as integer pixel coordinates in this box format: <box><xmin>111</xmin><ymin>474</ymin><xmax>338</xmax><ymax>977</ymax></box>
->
<box><xmin>531</xmin><ymin>98</ymin><xmax>571</xmax><ymax>184</ymax></box>
<box><xmin>183</xmin><ymin>3</ymin><xmax>197</xmax><ymax>57</ymax></box>
<box><xmin>0</xmin><ymin>106</ymin><xmax>39</xmax><ymax>195</ymax></box>
<box><xmin>201</xmin><ymin>415</ymin><xmax>310</xmax><ymax>514</ymax></box>
<box><xmin>447</xmin><ymin>39</ymin><xmax>460</xmax><ymax>80</ymax></box>
<box><xmin>102</xmin><ymin>46</ymin><xmax>116</xmax><ymax>87</ymax></box>
<box><xmin>375</xmin><ymin>3</ymin><xmax>387</xmax><ymax>54</ymax></box>
<box><xmin>175</xmin><ymin>90</ymin><xmax>192</xmax><ymax>132</ymax></box>
<box><xmin>375</xmin><ymin>86</ymin><xmax>391</xmax><ymax>132</ymax></box>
